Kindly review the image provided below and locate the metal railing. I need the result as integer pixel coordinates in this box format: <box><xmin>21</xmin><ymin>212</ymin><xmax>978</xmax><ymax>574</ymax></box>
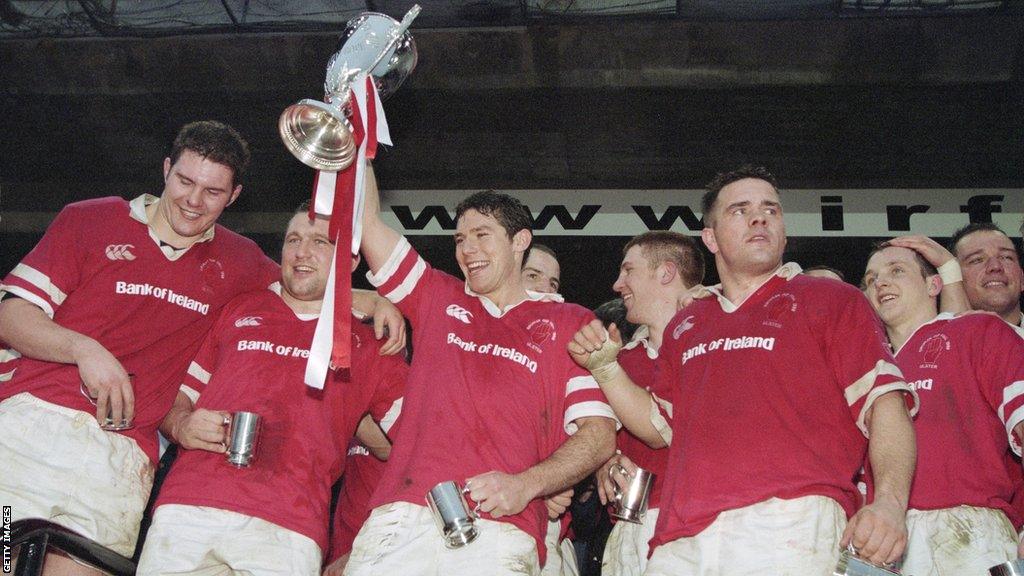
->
<box><xmin>10</xmin><ymin>519</ymin><xmax>136</xmax><ymax>576</ymax></box>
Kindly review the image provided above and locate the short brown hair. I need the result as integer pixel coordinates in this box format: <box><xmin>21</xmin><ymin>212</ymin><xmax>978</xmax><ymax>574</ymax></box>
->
<box><xmin>861</xmin><ymin>241</ymin><xmax>937</xmax><ymax>289</ymax></box>
<box><xmin>702</xmin><ymin>165</ymin><xmax>777</xmax><ymax>227</ymax></box>
<box><xmin>169</xmin><ymin>121</ymin><xmax>250</xmax><ymax>186</ymax></box>
<box><xmin>623</xmin><ymin>231</ymin><xmax>705</xmax><ymax>288</ymax></box>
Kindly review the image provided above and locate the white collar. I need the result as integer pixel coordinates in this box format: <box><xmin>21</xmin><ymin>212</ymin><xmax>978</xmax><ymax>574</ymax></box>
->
<box><xmin>129</xmin><ymin>194</ymin><xmax>215</xmax><ymax>260</ymax></box>
<box><xmin>702</xmin><ymin>262</ymin><xmax>803</xmax><ymax>313</ymax></box>
<box><xmin>622</xmin><ymin>324</ymin><xmax>658</xmax><ymax>359</ymax></box>
<box><xmin>463</xmin><ymin>284</ymin><xmax>564</xmax><ymax>318</ymax></box>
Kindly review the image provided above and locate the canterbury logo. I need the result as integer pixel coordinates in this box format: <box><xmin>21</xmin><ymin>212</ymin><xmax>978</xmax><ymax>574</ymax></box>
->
<box><xmin>672</xmin><ymin>316</ymin><xmax>695</xmax><ymax>340</ymax></box>
<box><xmin>105</xmin><ymin>244</ymin><xmax>136</xmax><ymax>261</ymax></box>
<box><xmin>446</xmin><ymin>304</ymin><xmax>473</xmax><ymax>324</ymax></box>
<box><xmin>234</xmin><ymin>316</ymin><xmax>263</xmax><ymax>328</ymax></box>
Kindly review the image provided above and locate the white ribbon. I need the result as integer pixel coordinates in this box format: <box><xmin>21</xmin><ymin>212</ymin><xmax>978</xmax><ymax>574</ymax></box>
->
<box><xmin>303</xmin><ymin>77</ymin><xmax>391</xmax><ymax>389</ymax></box>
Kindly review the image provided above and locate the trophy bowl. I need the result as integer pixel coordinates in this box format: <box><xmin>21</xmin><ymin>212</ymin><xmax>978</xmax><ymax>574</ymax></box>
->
<box><xmin>279</xmin><ymin>99</ymin><xmax>357</xmax><ymax>172</ymax></box>
<box><xmin>333</xmin><ymin>12</ymin><xmax>418</xmax><ymax>101</ymax></box>
<box><xmin>279</xmin><ymin>6</ymin><xmax>419</xmax><ymax>171</ymax></box>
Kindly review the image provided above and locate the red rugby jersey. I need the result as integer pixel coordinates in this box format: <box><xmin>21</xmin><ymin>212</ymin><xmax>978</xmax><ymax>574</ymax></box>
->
<box><xmin>893</xmin><ymin>313</ymin><xmax>1024</xmax><ymax>525</ymax></box>
<box><xmin>615</xmin><ymin>334</ymin><xmax>670</xmax><ymax>510</ymax></box>
<box><xmin>0</xmin><ymin>196</ymin><xmax>278</xmax><ymax>461</ymax></box>
<box><xmin>365</xmin><ymin>237</ymin><xmax>617</xmax><ymax>562</ymax></box>
<box><xmin>327</xmin><ymin>374</ymin><xmax>405</xmax><ymax>562</ymax></box>
<box><xmin>156</xmin><ymin>293</ymin><xmax>406</xmax><ymax>551</ymax></box>
<box><xmin>651</xmin><ymin>266</ymin><xmax>914</xmax><ymax>548</ymax></box>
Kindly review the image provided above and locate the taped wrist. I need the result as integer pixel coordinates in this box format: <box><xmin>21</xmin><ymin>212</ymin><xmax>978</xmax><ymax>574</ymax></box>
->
<box><xmin>590</xmin><ymin>359</ymin><xmax>623</xmax><ymax>384</ymax></box>
<box><xmin>586</xmin><ymin>334</ymin><xmax>623</xmax><ymax>384</ymax></box>
<box><xmin>937</xmin><ymin>259</ymin><xmax>963</xmax><ymax>284</ymax></box>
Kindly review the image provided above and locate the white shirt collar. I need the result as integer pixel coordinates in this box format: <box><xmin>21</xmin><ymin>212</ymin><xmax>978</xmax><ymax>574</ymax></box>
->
<box><xmin>622</xmin><ymin>324</ymin><xmax>659</xmax><ymax>359</ymax></box>
<box><xmin>129</xmin><ymin>194</ymin><xmax>216</xmax><ymax>260</ymax></box>
<box><xmin>701</xmin><ymin>262</ymin><xmax>803</xmax><ymax>313</ymax></box>
<box><xmin>464</xmin><ymin>284</ymin><xmax>564</xmax><ymax>318</ymax></box>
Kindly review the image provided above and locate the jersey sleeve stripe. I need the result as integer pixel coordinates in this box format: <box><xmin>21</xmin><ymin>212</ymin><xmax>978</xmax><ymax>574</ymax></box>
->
<box><xmin>649</xmin><ymin>393</ymin><xmax>673</xmax><ymax>446</ymax></box>
<box><xmin>379</xmin><ymin>397</ymin><xmax>403</xmax><ymax>434</ymax></box>
<box><xmin>366</xmin><ymin>237</ymin><xmax>412</xmax><ymax>287</ymax></box>
<box><xmin>844</xmin><ymin>359</ymin><xmax>903</xmax><ymax>407</ymax></box>
<box><xmin>997</xmin><ymin>379</ymin><xmax>1024</xmax><ymax>424</ymax></box>
<box><xmin>1004</xmin><ymin>403</ymin><xmax>1024</xmax><ymax>457</ymax></box>
<box><xmin>186</xmin><ymin>361</ymin><xmax>212</xmax><ymax>385</ymax></box>
<box><xmin>0</xmin><ymin>347</ymin><xmax>21</xmax><ymax>383</ymax></box>
<box><xmin>564</xmin><ymin>401</ymin><xmax>619</xmax><ymax>435</ymax></box>
<box><xmin>566</xmin><ymin>375</ymin><xmax>600</xmax><ymax>395</ymax></box>
<box><xmin>856</xmin><ymin>382</ymin><xmax>919</xmax><ymax>437</ymax></box>
<box><xmin>1</xmin><ymin>284</ymin><xmax>56</xmax><ymax>317</ymax></box>
<box><xmin>379</xmin><ymin>259</ymin><xmax>426</xmax><ymax>304</ymax></box>
<box><xmin>10</xmin><ymin>263</ymin><xmax>67</xmax><ymax>306</ymax></box>
<box><xmin>179</xmin><ymin>385</ymin><xmax>200</xmax><ymax>404</ymax></box>
<box><xmin>0</xmin><ymin>348</ymin><xmax>21</xmax><ymax>363</ymax></box>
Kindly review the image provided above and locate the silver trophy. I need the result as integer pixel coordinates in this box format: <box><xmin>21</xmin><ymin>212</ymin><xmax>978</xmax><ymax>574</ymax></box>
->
<box><xmin>278</xmin><ymin>5</ymin><xmax>420</xmax><ymax>171</ymax></box>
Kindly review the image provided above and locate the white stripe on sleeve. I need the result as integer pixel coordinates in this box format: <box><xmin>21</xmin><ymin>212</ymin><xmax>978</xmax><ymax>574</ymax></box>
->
<box><xmin>10</xmin><ymin>263</ymin><xmax>67</xmax><ymax>306</ymax></box>
<box><xmin>844</xmin><ymin>359</ymin><xmax>903</xmax><ymax>407</ymax></box>
<box><xmin>187</xmin><ymin>361</ymin><xmax>212</xmax><ymax>386</ymax></box>
<box><xmin>379</xmin><ymin>397</ymin><xmax>404</xmax><ymax>434</ymax></box>
<box><xmin>564</xmin><ymin>401</ymin><xmax>620</xmax><ymax>435</ymax></box>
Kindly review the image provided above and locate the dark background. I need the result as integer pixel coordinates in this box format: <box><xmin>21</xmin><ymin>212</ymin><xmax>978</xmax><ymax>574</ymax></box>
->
<box><xmin>2</xmin><ymin>2</ymin><xmax>1022</xmax><ymax>308</ymax></box>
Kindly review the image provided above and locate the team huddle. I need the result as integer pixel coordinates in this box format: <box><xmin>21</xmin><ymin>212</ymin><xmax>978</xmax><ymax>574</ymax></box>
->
<box><xmin>1</xmin><ymin>120</ymin><xmax>1023</xmax><ymax>576</ymax></box>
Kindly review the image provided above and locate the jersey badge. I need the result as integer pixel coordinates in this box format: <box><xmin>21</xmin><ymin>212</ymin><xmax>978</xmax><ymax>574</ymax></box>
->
<box><xmin>762</xmin><ymin>293</ymin><xmax>797</xmax><ymax>328</ymax></box>
<box><xmin>918</xmin><ymin>333</ymin><xmax>950</xmax><ymax>369</ymax></box>
<box><xmin>200</xmin><ymin>258</ymin><xmax>226</xmax><ymax>294</ymax></box>
<box><xmin>526</xmin><ymin>319</ymin><xmax>556</xmax><ymax>352</ymax></box>
<box><xmin>234</xmin><ymin>316</ymin><xmax>263</xmax><ymax>328</ymax></box>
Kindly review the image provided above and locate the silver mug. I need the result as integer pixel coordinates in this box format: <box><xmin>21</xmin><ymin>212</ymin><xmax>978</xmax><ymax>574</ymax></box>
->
<box><xmin>79</xmin><ymin>376</ymin><xmax>135</xmax><ymax>431</ymax></box>
<box><xmin>609</xmin><ymin>463</ymin><xmax>655</xmax><ymax>524</ymax></box>
<box><xmin>425</xmin><ymin>480</ymin><xmax>479</xmax><ymax>548</ymax></box>
<box><xmin>225</xmin><ymin>411</ymin><xmax>261</xmax><ymax>468</ymax></box>
<box><xmin>991</xmin><ymin>559</ymin><xmax>1024</xmax><ymax>575</ymax></box>
<box><xmin>834</xmin><ymin>548</ymin><xmax>901</xmax><ymax>576</ymax></box>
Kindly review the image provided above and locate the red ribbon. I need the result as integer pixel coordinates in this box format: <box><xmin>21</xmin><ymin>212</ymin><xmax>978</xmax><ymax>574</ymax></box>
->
<box><xmin>312</xmin><ymin>76</ymin><xmax>379</xmax><ymax>372</ymax></box>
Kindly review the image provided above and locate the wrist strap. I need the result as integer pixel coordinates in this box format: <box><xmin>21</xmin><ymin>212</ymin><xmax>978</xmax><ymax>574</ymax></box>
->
<box><xmin>937</xmin><ymin>259</ymin><xmax>963</xmax><ymax>284</ymax></box>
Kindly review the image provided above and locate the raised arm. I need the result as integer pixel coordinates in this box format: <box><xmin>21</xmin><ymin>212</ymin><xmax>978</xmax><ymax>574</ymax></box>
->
<box><xmin>887</xmin><ymin>235</ymin><xmax>969</xmax><ymax>314</ymax></box>
<box><xmin>360</xmin><ymin>162</ymin><xmax>405</xmax><ymax>275</ymax></box>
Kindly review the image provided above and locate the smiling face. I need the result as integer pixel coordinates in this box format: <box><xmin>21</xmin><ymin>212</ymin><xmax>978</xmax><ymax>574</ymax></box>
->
<box><xmin>154</xmin><ymin>149</ymin><xmax>241</xmax><ymax>246</ymax></box>
<box><xmin>522</xmin><ymin>249</ymin><xmax>561</xmax><ymax>294</ymax></box>
<box><xmin>613</xmin><ymin>244</ymin><xmax>664</xmax><ymax>326</ymax></box>
<box><xmin>701</xmin><ymin>177</ymin><xmax>786</xmax><ymax>279</ymax></box>
<box><xmin>954</xmin><ymin>230</ymin><xmax>1024</xmax><ymax>321</ymax></box>
<box><xmin>454</xmin><ymin>208</ymin><xmax>530</xmax><ymax>301</ymax></box>
<box><xmin>863</xmin><ymin>246</ymin><xmax>940</xmax><ymax>328</ymax></box>
<box><xmin>280</xmin><ymin>212</ymin><xmax>334</xmax><ymax>314</ymax></box>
